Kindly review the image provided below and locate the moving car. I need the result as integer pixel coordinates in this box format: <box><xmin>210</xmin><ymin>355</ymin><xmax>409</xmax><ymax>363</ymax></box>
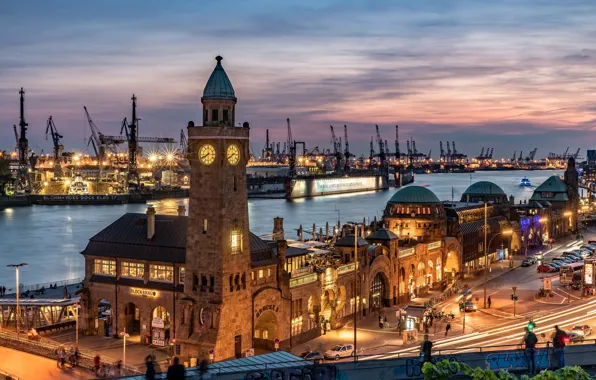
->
<box><xmin>464</xmin><ymin>301</ymin><xmax>477</xmax><ymax>312</ymax></box>
<box><xmin>573</xmin><ymin>325</ymin><xmax>593</xmax><ymax>336</ymax></box>
<box><xmin>302</xmin><ymin>351</ymin><xmax>324</xmax><ymax>363</ymax></box>
<box><xmin>537</xmin><ymin>264</ymin><xmax>556</xmax><ymax>273</ymax></box>
<box><xmin>522</xmin><ymin>257</ymin><xmax>536</xmax><ymax>267</ymax></box>
<box><xmin>324</xmin><ymin>344</ymin><xmax>354</xmax><ymax>360</ymax></box>
<box><xmin>566</xmin><ymin>331</ymin><xmax>584</xmax><ymax>343</ymax></box>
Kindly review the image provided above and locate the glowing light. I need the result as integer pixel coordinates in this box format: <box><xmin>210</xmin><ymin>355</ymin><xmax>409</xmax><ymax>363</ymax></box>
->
<box><xmin>65</xmin><ymin>180</ymin><xmax>71</xmax><ymax>186</ymax></box>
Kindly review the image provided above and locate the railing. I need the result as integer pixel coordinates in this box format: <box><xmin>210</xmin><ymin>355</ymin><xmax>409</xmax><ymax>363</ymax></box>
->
<box><xmin>15</xmin><ymin>278</ymin><xmax>83</xmax><ymax>293</ymax></box>
<box><xmin>0</xmin><ymin>368</ymin><xmax>21</xmax><ymax>380</ymax></box>
<box><xmin>290</xmin><ymin>273</ymin><xmax>318</xmax><ymax>288</ymax></box>
<box><xmin>337</xmin><ymin>263</ymin><xmax>356</xmax><ymax>276</ymax></box>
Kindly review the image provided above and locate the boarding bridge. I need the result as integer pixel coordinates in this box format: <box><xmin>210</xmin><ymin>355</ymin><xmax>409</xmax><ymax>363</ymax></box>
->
<box><xmin>0</xmin><ymin>298</ymin><xmax>80</xmax><ymax>333</ymax></box>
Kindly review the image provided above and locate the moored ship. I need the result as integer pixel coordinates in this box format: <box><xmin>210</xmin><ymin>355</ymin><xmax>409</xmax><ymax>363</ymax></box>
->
<box><xmin>285</xmin><ymin>172</ymin><xmax>388</xmax><ymax>198</ymax></box>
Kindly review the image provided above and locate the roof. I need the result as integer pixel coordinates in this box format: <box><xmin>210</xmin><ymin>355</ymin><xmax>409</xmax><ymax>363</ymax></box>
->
<box><xmin>269</xmin><ymin>243</ymin><xmax>311</xmax><ymax>258</ymax></box>
<box><xmin>388</xmin><ymin>185</ymin><xmax>440</xmax><ymax>204</ymax></box>
<box><xmin>202</xmin><ymin>56</ymin><xmax>236</xmax><ymax>100</ymax></box>
<box><xmin>366</xmin><ymin>228</ymin><xmax>398</xmax><ymax>241</ymax></box>
<box><xmin>81</xmin><ymin>213</ymin><xmax>187</xmax><ymax>263</ymax></box>
<box><xmin>81</xmin><ymin>213</ymin><xmax>276</xmax><ymax>266</ymax></box>
<box><xmin>459</xmin><ymin>215</ymin><xmax>510</xmax><ymax>236</ymax></box>
<box><xmin>463</xmin><ymin>181</ymin><xmax>506</xmax><ymax>196</ymax></box>
<box><xmin>335</xmin><ymin>234</ymin><xmax>369</xmax><ymax>247</ymax></box>
<box><xmin>530</xmin><ymin>176</ymin><xmax>569</xmax><ymax>202</ymax></box>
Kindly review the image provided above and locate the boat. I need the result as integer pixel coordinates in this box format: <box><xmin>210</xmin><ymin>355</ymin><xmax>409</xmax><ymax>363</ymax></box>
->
<box><xmin>68</xmin><ymin>175</ymin><xmax>89</xmax><ymax>195</ymax></box>
<box><xmin>520</xmin><ymin>177</ymin><xmax>532</xmax><ymax>187</ymax></box>
<box><xmin>285</xmin><ymin>173</ymin><xmax>388</xmax><ymax>199</ymax></box>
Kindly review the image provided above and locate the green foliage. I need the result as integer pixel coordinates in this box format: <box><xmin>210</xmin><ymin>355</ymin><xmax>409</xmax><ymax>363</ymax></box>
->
<box><xmin>422</xmin><ymin>360</ymin><xmax>592</xmax><ymax>380</ymax></box>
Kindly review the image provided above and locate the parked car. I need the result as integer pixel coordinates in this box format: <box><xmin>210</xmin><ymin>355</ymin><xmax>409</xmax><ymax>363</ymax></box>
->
<box><xmin>302</xmin><ymin>351</ymin><xmax>324</xmax><ymax>363</ymax></box>
<box><xmin>464</xmin><ymin>301</ymin><xmax>477</xmax><ymax>312</ymax></box>
<box><xmin>573</xmin><ymin>325</ymin><xmax>593</xmax><ymax>336</ymax></box>
<box><xmin>324</xmin><ymin>344</ymin><xmax>354</xmax><ymax>360</ymax></box>
<box><xmin>522</xmin><ymin>258</ymin><xmax>535</xmax><ymax>267</ymax></box>
<box><xmin>538</xmin><ymin>264</ymin><xmax>556</xmax><ymax>273</ymax></box>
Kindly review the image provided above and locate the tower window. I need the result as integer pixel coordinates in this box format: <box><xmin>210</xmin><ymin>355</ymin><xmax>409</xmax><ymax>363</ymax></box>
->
<box><xmin>233</xmin><ymin>177</ymin><xmax>237</xmax><ymax>192</ymax></box>
<box><xmin>209</xmin><ymin>276</ymin><xmax>215</xmax><ymax>292</ymax></box>
<box><xmin>223</xmin><ymin>109</ymin><xmax>229</xmax><ymax>122</ymax></box>
<box><xmin>204</xmin><ymin>110</ymin><xmax>208</xmax><ymax>123</ymax></box>
<box><xmin>230</xmin><ymin>230</ymin><xmax>242</xmax><ymax>254</ymax></box>
<box><xmin>212</xmin><ymin>109</ymin><xmax>218</xmax><ymax>121</ymax></box>
<box><xmin>203</xmin><ymin>219</ymin><xmax>208</xmax><ymax>234</ymax></box>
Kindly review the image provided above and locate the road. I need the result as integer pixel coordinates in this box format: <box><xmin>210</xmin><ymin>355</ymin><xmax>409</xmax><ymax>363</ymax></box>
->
<box><xmin>0</xmin><ymin>346</ymin><xmax>91</xmax><ymax>379</ymax></box>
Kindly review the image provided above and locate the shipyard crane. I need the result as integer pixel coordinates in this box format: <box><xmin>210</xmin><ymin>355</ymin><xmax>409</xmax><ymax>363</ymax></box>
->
<box><xmin>369</xmin><ymin>136</ymin><xmax>375</xmax><ymax>169</ymax></box>
<box><xmin>446</xmin><ymin>141</ymin><xmax>452</xmax><ymax>161</ymax></box>
<box><xmin>452</xmin><ymin>141</ymin><xmax>457</xmax><ymax>156</ymax></box>
<box><xmin>511</xmin><ymin>151</ymin><xmax>516</xmax><ymax>162</ymax></box>
<box><xmin>329</xmin><ymin>125</ymin><xmax>343</xmax><ymax>171</ymax></box>
<box><xmin>13</xmin><ymin>125</ymin><xmax>19</xmax><ymax>154</ymax></box>
<box><xmin>375</xmin><ymin>125</ymin><xmax>386</xmax><ymax>164</ymax></box>
<box><xmin>518</xmin><ymin>151</ymin><xmax>523</xmax><ymax>164</ymax></box>
<box><xmin>574</xmin><ymin>148</ymin><xmax>580</xmax><ymax>159</ymax></box>
<box><xmin>343</xmin><ymin>125</ymin><xmax>351</xmax><ymax>171</ymax></box>
<box><xmin>477</xmin><ymin>147</ymin><xmax>484</xmax><ymax>160</ymax></box>
<box><xmin>395</xmin><ymin>125</ymin><xmax>400</xmax><ymax>161</ymax></box>
<box><xmin>14</xmin><ymin>88</ymin><xmax>31</xmax><ymax>191</ymax></box>
<box><xmin>385</xmin><ymin>140</ymin><xmax>390</xmax><ymax>157</ymax></box>
<box><xmin>406</xmin><ymin>141</ymin><xmax>411</xmax><ymax>156</ymax></box>
<box><xmin>525</xmin><ymin>148</ymin><xmax>537</xmax><ymax>162</ymax></box>
<box><xmin>427</xmin><ymin>150</ymin><xmax>432</xmax><ymax>160</ymax></box>
<box><xmin>179</xmin><ymin>129</ymin><xmax>188</xmax><ymax>156</ymax></box>
<box><xmin>564</xmin><ymin>147</ymin><xmax>569</xmax><ymax>157</ymax></box>
<box><xmin>45</xmin><ymin>116</ymin><xmax>64</xmax><ymax>162</ymax></box>
<box><xmin>439</xmin><ymin>141</ymin><xmax>445</xmax><ymax>161</ymax></box>
<box><xmin>489</xmin><ymin>148</ymin><xmax>494</xmax><ymax>159</ymax></box>
<box><xmin>286</xmin><ymin>118</ymin><xmax>293</xmax><ymax>155</ymax></box>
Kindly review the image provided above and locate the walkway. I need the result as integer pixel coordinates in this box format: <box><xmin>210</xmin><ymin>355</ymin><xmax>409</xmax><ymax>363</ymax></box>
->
<box><xmin>0</xmin><ymin>346</ymin><xmax>91</xmax><ymax>379</ymax></box>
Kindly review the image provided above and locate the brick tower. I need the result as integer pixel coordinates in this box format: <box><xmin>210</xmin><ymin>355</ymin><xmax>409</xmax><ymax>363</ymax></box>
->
<box><xmin>180</xmin><ymin>56</ymin><xmax>252</xmax><ymax>360</ymax></box>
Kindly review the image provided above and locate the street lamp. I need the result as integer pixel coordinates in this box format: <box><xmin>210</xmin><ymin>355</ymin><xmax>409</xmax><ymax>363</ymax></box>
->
<box><xmin>7</xmin><ymin>263</ymin><xmax>27</xmax><ymax>336</ymax></box>
<box><xmin>347</xmin><ymin>221</ymin><xmax>365</xmax><ymax>361</ymax></box>
<box><xmin>483</xmin><ymin>230</ymin><xmax>513</xmax><ymax>309</ymax></box>
<box><xmin>120</xmin><ymin>329</ymin><xmax>130</xmax><ymax>366</ymax></box>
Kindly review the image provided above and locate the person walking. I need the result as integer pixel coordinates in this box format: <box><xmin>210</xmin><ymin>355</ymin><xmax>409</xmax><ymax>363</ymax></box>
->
<box><xmin>521</xmin><ymin>327</ymin><xmax>538</xmax><ymax>374</ymax></box>
<box><xmin>552</xmin><ymin>325</ymin><xmax>567</xmax><ymax>369</ymax></box>
<box><xmin>445</xmin><ymin>322</ymin><xmax>451</xmax><ymax>336</ymax></box>
<box><xmin>378</xmin><ymin>315</ymin><xmax>383</xmax><ymax>328</ymax></box>
<box><xmin>166</xmin><ymin>356</ymin><xmax>185</xmax><ymax>380</ymax></box>
<box><xmin>93</xmin><ymin>353</ymin><xmax>101</xmax><ymax>375</ymax></box>
<box><xmin>145</xmin><ymin>355</ymin><xmax>156</xmax><ymax>380</ymax></box>
<box><xmin>420</xmin><ymin>336</ymin><xmax>433</xmax><ymax>364</ymax></box>
<box><xmin>487</xmin><ymin>296</ymin><xmax>492</xmax><ymax>309</ymax></box>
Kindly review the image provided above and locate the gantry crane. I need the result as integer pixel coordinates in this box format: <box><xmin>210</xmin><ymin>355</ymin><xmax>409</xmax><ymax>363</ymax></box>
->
<box><xmin>343</xmin><ymin>125</ymin><xmax>351</xmax><ymax>172</ymax></box>
<box><xmin>395</xmin><ymin>125</ymin><xmax>400</xmax><ymax>162</ymax></box>
<box><xmin>45</xmin><ymin>116</ymin><xmax>64</xmax><ymax>178</ymax></box>
<box><xmin>14</xmin><ymin>88</ymin><xmax>31</xmax><ymax>192</ymax></box>
<box><xmin>375</xmin><ymin>125</ymin><xmax>386</xmax><ymax>164</ymax></box>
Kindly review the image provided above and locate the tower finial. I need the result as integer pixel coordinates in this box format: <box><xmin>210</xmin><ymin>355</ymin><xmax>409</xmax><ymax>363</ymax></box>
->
<box><xmin>215</xmin><ymin>55</ymin><xmax>223</xmax><ymax>64</ymax></box>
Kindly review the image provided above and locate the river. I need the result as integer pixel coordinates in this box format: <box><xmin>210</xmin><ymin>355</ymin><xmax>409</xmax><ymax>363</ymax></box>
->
<box><xmin>0</xmin><ymin>170</ymin><xmax>563</xmax><ymax>286</ymax></box>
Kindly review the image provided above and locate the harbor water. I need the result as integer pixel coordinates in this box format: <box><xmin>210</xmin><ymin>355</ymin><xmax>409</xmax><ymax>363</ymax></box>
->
<box><xmin>0</xmin><ymin>170</ymin><xmax>562</xmax><ymax>286</ymax></box>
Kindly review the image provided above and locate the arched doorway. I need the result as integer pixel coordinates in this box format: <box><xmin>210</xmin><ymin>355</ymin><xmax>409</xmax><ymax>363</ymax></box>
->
<box><xmin>254</xmin><ymin>310</ymin><xmax>278</xmax><ymax>352</ymax></box>
<box><xmin>307</xmin><ymin>295</ymin><xmax>321</xmax><ymax>330</ymax></box>
<box><xmin>369</xmin><ymin>272</ymin><xmax>388</xmax><ymax>311</ymax></box>
<box><xmin>336</xmin><ymin>286</ymin><xmax>347</xmax><ymax>318</ymax></box>
<box><xmin>97</xmin><ymin>299</ymin><xmax>112</xmax><ymax>337</ymax></box>
<box><xmin>321</xmin><ymin>289</ymin><xmax>336</xmax><ymax>328</ymax></box>
<box><xmin>123</xmin><ymin>302</ymin><xmax>140</xmax><ymax>336</ymax></box>
<box><xmin>151</xmin><ymin>306</ymin><xmax>170</xmax><ymax>347</ymax></box>
<box><xmin>444</xmin><ymin>251</ymin><xmax>459</xmax><ymax>282</ymax></box>
<box><xmin>427</xmin><ymin>260</ymin><xmax>434</xmax><ymax>285</ymax></box>
<box><xmin>417</xmin><ymin>262</ymin><xmax>426</xmax><ymax>287</ymax></box>
<box><xmin>436</xmin><ymin>257</ymin><xmax>442</xmax><ymax>282</ymax></box>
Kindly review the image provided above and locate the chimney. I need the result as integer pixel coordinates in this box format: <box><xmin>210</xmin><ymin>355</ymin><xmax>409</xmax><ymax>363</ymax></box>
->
<box><xmin>177</xmin><ymin>205</ymin><xmax>186</xmax><ymax>216</ymax></box>
<box><xmin>147</xmin><ymin>206</ymin><xmax>156</xmax><ymax>240</ymax></box>
<box><xmin>277</xmin><ymin>239</ymin><xmax>288</xmax><ymax>267</ymax></box>
<box><xmin>273</xmin><ymin>217</ymin><xmax>285</xmax><ymax>241</ymax></box>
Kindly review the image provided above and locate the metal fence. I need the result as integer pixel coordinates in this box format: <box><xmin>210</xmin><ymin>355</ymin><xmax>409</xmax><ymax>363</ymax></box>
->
<box><xmin>17</xmin><ymin>278</ymin><xmax>83</xmax><ymax>293</ymax></box>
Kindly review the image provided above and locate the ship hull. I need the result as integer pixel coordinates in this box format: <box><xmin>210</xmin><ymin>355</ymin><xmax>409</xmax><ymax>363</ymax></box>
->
<box><xmin>285</xmin><ymin>175</ymin><xmax>388</xmax><ymax>199</ymax></box>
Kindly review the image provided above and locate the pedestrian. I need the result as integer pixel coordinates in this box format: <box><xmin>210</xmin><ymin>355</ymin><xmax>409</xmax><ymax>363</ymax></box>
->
<box><xmin>487</xmin><ymin>296</ymin><xmax>492</xmax><ymax>308</ymax></box>
<box><xmin>93</xmin><ymin>353</ymin><xmax>101</xmax><ymax>375</ymax></box>
<box><xmin>63</xmin><ymin>286</ymin><xmax>68</xmax><ymax>299</ymax></box>
<box><xmin>429</xmin><ymin>314</ymin><xmax>434</xmax><ymax>327</ymax></box>
<box><xmin>58</xmin><ymin>346</ymin><xmax>66</xmax><ymax>369</ymax></box>
<box><xmin>166</xmin><ymin>356</ymin><xmax>185</xmax><ymax>380</ymax></box>
<box><xmin>115</xmin><ymin>360</ymin><xmax>123</xmax><ymax>376</ymax></box>
<box><xmin>445</xmin><ymin>322</ymin><xmax>451</xmax><ymax>336</ymax></box>
<box><xmin>552</xmin><ymin>325</ymin><xmax>567</xmax><ymax>369</ymax></box>
<box><xmin>379</xmin><ymin>315</ymin><xmax>383</xmax><ymax>328</ymax></box>
<box><xmin>459</xmin><ymin>302</ymin><xmax>464</xmax><ymax>312</ymax></box>
<box><xmin>521</xmin><ymin>327</ymin><xmax>538</xmax><ymax>374</ymax></box>
<box><xmin>420</xmin><ymin>336</ymin><xmax>433</xmax><ymax>363</ymax></box>
<box><xmin>145</xmin><ymin>355</ymin><xmax>156</xmax><ymax>380</ymax></box>
<box><xmin>384</xmin><ymin>316</ymin><xmax>388</xmax><ymax>327</ymax></box>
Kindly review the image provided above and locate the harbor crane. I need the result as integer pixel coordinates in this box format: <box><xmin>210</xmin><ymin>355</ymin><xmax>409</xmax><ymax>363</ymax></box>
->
<box><xmin>446</xmin><ymin>141</ymin><xmax>452</xmax><ymax>161</ymax></box>
<box><xmin>179</xmin><ymin>129</ymin><xmax>188</xmax><ymax>156</ymax></box>
<box><xmin>14</xmin><ymin>88</ymin><xmax>31</xmax><ymax>191</ymax></box>
<box><xmin>45</xmin><ymin>116</ymin><xmax>64</xmax><ymax>178</ymax></box>
<box><xmin>395</xmin><ymin>125</ymin><xmax>400</xmax><ymax>161</ymax></box>
<box><xmin>343</xmin><ymin>125</ymin><xmax>351</xmax><ymax>172</ymax></box>
<box><xmin>375</xmin><ymin>125</ymin><xmax>386</xmax><ymax>164</ymax></box>
<box><xmin>439</xmin><ymin>141</ymin><xmax>445</xmax><ymax>161</ymax></box>
<box><xmin>286</xmin><ymin>118</ymin><xmax>293</xmax><ymax>155</ymax></box>
<box><xmin>489</xmin><ymin>148</ymin><xmax>494</xmax><ymax>159</ymax></box>
<box><xmin>369</xmin><ymin>137</ymin><xmax>375</xmax><ymax>169</ymax></box>
<box><xmin>329</xmin><ymin>125</ymin><xmax>343</xmax><ymax>172</ymax></box>
<box><xmin>525</xmin><ymin>148</ymin><xmax>537</xmax><ymax>162</ymax></box>
<box><xmin>511</xmin><ymin>151</ymin><xmax>516</xmax><ymax>163</ymax></box>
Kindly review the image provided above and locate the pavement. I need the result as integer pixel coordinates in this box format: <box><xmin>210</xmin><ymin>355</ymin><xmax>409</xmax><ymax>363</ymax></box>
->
<box><xmin>0</xmin><ymin>346</ymin><xmax>91</xmax><ymax>379</ymax></box>
<box><xmin>0</xmin><ymin>283</ymin><xmax>82</xmax><ymax>300</ymax></box>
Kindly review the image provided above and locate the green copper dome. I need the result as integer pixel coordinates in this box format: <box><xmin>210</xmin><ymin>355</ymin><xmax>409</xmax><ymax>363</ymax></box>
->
<box><xmin>202</xmin><ymin>56</ymin><xmax>236</xmax><ymax>100</ymax></box>
<box><xmin>463</xmin><ymin>181</ymin><xmax>505</xmax><ymax>196</ymax></box>
<box><xmin>388</xmin><ymin>186</ymin><xmax>440</xmax><ymax>204</ymax></box>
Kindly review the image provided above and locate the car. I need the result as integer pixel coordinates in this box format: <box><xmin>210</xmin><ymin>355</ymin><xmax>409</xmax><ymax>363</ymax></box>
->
<box><xmin>538</xmin><ymin>264</ymin><xmax>556</xmax><ymax>272</ymax></box>
<box><xmin>324</xmin><ymin>344</ymin><xmax>354</xmax><ymax>360</ymax></box>
<box><xmin>566</xmin><ymin>331</ymin><xmax>584</xmax><ymax>343</ymax></box>
<box><xmin>522</xmin><ymin>258</ymin><xmax>535</xmax><ymax>267</ymax></box>
<box><xmin>464</xmin><ymin>301</ymin><xmax>477</xmax><ymax>312</ymax></box>
<box><xmin>534</xmin><ymin>253</ymin><xmax>544</xmax><ymax>260</ymax></box>
<box><xmin>302</xmin><ymin>351</ymin><xmax>324</xmax><ymax>363</ymax></box>
<box><xmin>573</xmin><ymin>325</ymin><xmax>593</xmax><ymax>336</ymax></box>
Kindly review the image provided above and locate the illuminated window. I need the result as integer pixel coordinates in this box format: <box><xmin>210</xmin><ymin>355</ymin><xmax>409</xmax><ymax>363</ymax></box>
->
<box><xmin>203</xmin><ymin>219</ymin><xmax>208</xmax><ymax>234</ymax></box>
<box><xmin>179</xmin><ymin>267</ymin><xmax>185</xmax><ymax>285</ymax></box>
<box><xmin>267</xmin><ymin>268</ymin><xmax>271</xmax><ymax>277</ymax></box>
<box><xmin>121</xmin><ymin>262</ymin><xmax>144</xmax><ymax>278</ymax></box>
<box><xmin>262</xmin><ymin>330</ymin><xmax>269</xmax><ymax>339</ymax></box>
<box><xmin>149</xmin><ymin>265</ymin><xmax>174</xmax><ymax>282</ymax></box>
<box><xmin>230</xmin><ymin>230</ymin><xmax>242</xmax><ymax>254</ymax></box>
<box><xmin>94</xmin><ymin>260</ymin><xmax>116</xmax><ymax>276</ymax></box>
<box><xmin>258</xmin><ymin>270</ymin><xmax>264</xmax><ymax>279</ymax></box>
<box><xmin>251</xmin><ymin>271</ymin><xmax>255</xmax><ymax>280</ymax></box>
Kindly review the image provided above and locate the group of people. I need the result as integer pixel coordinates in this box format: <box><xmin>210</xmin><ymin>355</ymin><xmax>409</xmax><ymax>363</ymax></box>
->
<box><xmin>145</xmin><ymin>355</ymin><xmax>186</xmax><ymax>380</ymax></box>
<box><xmin>521</xmin><ymin>325</ymin><xmax>568</xmax><ymax>374</ymax></box>
<box><xmin>93</xmin><ymin>354</ymin><xmax>124</xmax><ymax>377</ymax></box>
<box><xmin>378</xmin><ymin>315</ymin><xmax>390</xmax><ymax>329</ymax></box>
<box><xmin>55</xmin><ymin>345</ymin><xmax>80</xmax><ymax>369</ymax></box>
<box><xmin>0</xmin><ymin>285</ymin><xmax>7</xmax><ymax>296</ymax></box>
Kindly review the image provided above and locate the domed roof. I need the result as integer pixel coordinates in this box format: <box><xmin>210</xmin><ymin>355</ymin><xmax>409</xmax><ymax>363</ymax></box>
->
<box><xmin>202</xmin><ymin>56</ymin><xmax>236</xmax><ymax>100</ymax></box>
<box><xmin>388</xmin><ymin>186</ymin><xmax>440</xmax><ymax>204</ymax></box>
<box><xmin>463</xmin><ymin>181</ymin><xmax>505</xmax><ymax>196</ymax></box>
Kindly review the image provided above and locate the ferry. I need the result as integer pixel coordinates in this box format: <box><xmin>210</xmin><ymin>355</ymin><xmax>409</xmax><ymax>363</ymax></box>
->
<box><xmin>520</xmin><ymin>177</ymin><xmax>532</xmax><ymax>187</ymax></box>
<box><xmin>285</xmin><ymin>173</ymin><xmax>388</xmax><ymax>199</ymax></box>
<box><xmin>68</xmin><ymin>175</ymin><xmax>89</xmax><ymax>195</ymax></box>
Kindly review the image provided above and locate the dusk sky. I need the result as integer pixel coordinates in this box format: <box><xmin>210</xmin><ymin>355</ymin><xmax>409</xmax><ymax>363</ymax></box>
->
<box><xmin>1</xmin><ymin>0</ymin><xmax>595</xmax><ymax>159</ymax></box>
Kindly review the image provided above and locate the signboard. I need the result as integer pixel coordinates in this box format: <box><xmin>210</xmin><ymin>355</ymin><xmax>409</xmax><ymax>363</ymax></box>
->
<box><xmin>151</xmin><ymin>317</ymin><xmax>165</xmax><ymax>328</ymax></box>
<box><xmin>544</xmin><ymin>277</ymin><xmax>552</xmax><ymax>291</ymax></box>
<box><xmin>131</xmin><ymin>288</ymin><xmax>159</xmax><ymax>297</ymax></box>
<box><xmin>41</xmin><ymin>195</ymin><xmax>121</xmax><ymax>202</ymax></box>
<box><xmin>399</xmin><ymin>248</ymin><xmax>415</xmax><ymax>259</ymax></box>
<box><xmin>585</xmin><ymin>263</ymin><xmax>593</xmax><ymax>286</ymax></box>
<box><xmin>314</xmin><ymin>177</ymin><xmax>378</xmax><ymax>194</ymax></box>
<box><xmin>427</xmin><ymin>241</ymin><xmax>441</xmax><ymax>250</ymax></box>
<box><xmin>256</xmin><ymin>304</ymin><xmax>279</xmax><ymax>319</ymax></box>
<box><xmin>540</xmin><ymin>192</ymin><xmax>555</xmax><ymax>199</ymax></box>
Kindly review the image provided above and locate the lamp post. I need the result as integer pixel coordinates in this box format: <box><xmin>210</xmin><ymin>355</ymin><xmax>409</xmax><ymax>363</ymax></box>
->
<box><xmin>483</xmin><ymin>230</ymin><xmax>513</xmax><ymax>308</ymax></box>
<box><xmin>347</xmin><ymin>221</ymin><xmax>364</xmax><ymax>361</ymax></box>
<box><xmin>120</xmin><ymin>329</ymin><xmax>130</xmax><ymax>366</ymax></box>
<box><xmin>7</xmin><ymin>263</ymin><xmax>27</xmax><ymax>336</ymax></box>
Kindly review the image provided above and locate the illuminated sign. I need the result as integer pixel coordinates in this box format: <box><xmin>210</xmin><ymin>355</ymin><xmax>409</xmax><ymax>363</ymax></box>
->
<box><xmin>314</xmin><ymin>177</ymin><xmax>378</xmax><ymax>194</ymax></box>
<box><xmin>585</xmin><ymin>264</ymin><xmax>593</xmax><ymax>285</ymax></box>
<box><xmin>399</xmin><ymin>248</ymin><xmax>415</xmax><ymax>258</ymax></box>
<box><xmin>427</xmin><ymin>241</ymin><xmax>441</xmax><ymax>250</ymax></box>
<box><xmin>130</xmin><ymin>288</ymin><xmax>159</xmax><ymax>297</ymax></box>
<box><xmin>256</xmin><ymin>304</ymin><xmax>279</xmax><ymax>319</ymax></box>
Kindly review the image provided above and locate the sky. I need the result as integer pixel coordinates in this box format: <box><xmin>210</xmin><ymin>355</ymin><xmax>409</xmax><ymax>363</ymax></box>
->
<box><xmin>1</xmin><ymin>0</ymin><xmax>595</xmax><ymax>159</ymax></box>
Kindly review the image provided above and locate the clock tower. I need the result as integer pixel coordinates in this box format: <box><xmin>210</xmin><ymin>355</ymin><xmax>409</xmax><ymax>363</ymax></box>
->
<box><xmin>180</xmin><ymin>56</ymin><xmax>252</xmax><ymax>359</ymax></box>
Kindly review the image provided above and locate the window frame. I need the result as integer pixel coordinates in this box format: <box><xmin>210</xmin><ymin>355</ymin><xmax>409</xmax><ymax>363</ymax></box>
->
<box><xmin>121</xmin><ymin>261</ymin><xmax>144</xmax><ymax>279</ymax></box>
<box><xmin>94</xmin><ymin>259</ymin><xmax>116</xmax><ymax>276</ymax></box>
<box><xmin>149</xmin><ymin>264</ymin><xmax>174</xmax><ymax>283</ymax></box>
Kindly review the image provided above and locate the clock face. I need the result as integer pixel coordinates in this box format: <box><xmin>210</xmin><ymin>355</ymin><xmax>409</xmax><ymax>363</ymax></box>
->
<box><xmin>227</xmin><ymin>144</ymin><xmax>240</xmax><ymax>165</ymax></box>
<box><xmin>199</xmin><ymin>144</ymin><xmax>216</xmax><ymax>165</ymax></box>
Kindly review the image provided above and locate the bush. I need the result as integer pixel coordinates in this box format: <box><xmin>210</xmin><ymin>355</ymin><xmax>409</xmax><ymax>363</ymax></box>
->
<box><xmin>421</xmin><ymin>360</ymin><xmax>591</xmax><ymax>380</ymax></box>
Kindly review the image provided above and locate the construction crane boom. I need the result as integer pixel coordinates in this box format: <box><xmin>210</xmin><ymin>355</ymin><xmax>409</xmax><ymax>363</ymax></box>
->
<box><xmin>375</xmin><ymin>125</ymin><xmax>386</xmax><ymax>163</ymax></box>
<box><xmin>479</xmin><ymin>147</ymin><xmax>484</xmax><ymax>158</ymax></box>
<box><xmin>45</xmin><ymin>116</ymin><xmax>64</xmax><ymax>161</ymax></box>
<box><xmin>179</xmin><ymin>129</ymin><xmax>188</xmax><ymax>155</ymax></box>
<box><xmin>286</xmin><ymin>118</ymin><xmax>293</xmax><ymax>153</ymax></box>
<box><xmin>439</xmin><ymin>141</ymin><xmax>444</xmax><ymax>160</ymax></box>
<box><xmin>395</xmin><ymin>125</ymin><xmax>400</xmax><ymax>159</ymax></box>
<box><xmin>329</xmin><ymin>125</ymin><xmax>339</xmax><ymax>154</ymax></box>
